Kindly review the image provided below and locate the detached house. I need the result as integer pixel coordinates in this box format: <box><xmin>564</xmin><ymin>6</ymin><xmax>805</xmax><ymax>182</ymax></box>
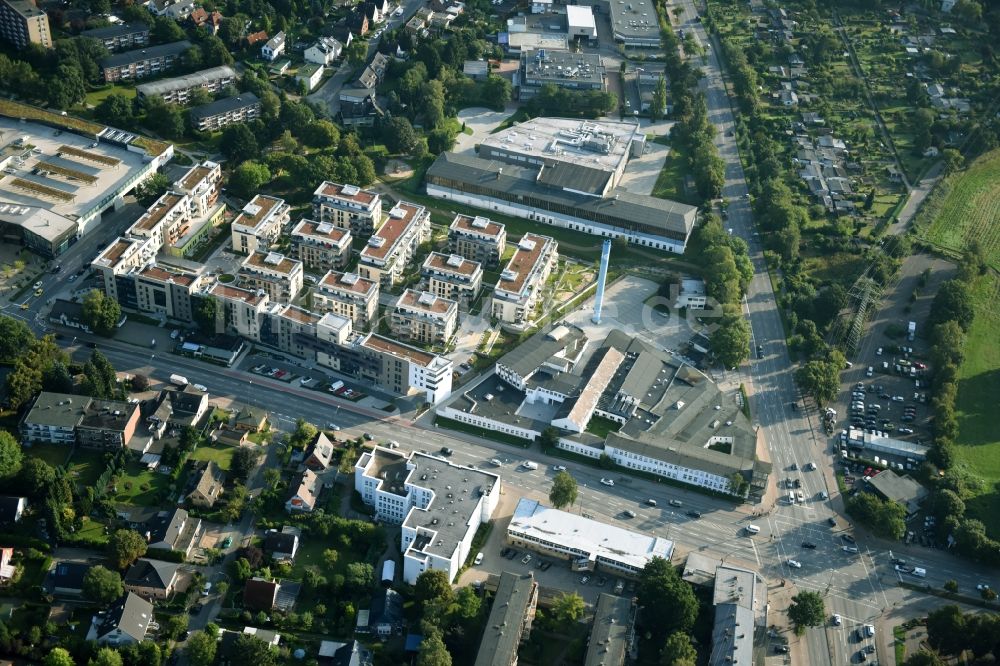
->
<box><xmin>305</xmin><ymin>36</ymin><xmax>343</xmax><ymax>65</ymax></box>
<box><xmin>262</xmin><ymin>30</ymin><xmax>286</xmax><ymax>61</ymax></box>
<box><xmin>124</xmin><ymin>558</ymin><xmax>181</xmax><ymax>600</ymax></box>
<box><xmin>263</xmin><ymin>527</ymin><xmax>300</xmax><ymax>562</ymax></box>
<box><xmin>0</xmin><ymin>496</ymin><xmax>26</xmax><ymax>524</ymax></box>
<box><xmin>86</xmin><ymin>592</ymin><xmax>154</xmax><ymax>646</ymax></box>
<box><xmin>243</xmin><ymin>577</ymin><xmax>280</xmax><ymax>611</ymax></box>
<box><xmin>304</xmin><ymin>432</ymin><xmax>336</xmax><ymax>471</ymax></box>
<box><xmin>286</xmin><ymin>469</ymin><xmax>320</xmax><ymax>513</ymax></box>
<box><xmin>187</xmin><ymin>461</ymin><xmax>226</xmax><ymax>508</ymax></box>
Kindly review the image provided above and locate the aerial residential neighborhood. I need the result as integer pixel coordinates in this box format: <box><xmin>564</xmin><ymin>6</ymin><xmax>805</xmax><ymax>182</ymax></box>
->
<box><xmin>0</xmin><ymin>0</ymin><xmax>995</xmax><ymax>662</ymax></box>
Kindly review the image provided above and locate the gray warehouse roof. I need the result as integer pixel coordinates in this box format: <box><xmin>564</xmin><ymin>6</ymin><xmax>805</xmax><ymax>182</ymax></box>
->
<box><xmin>867</xmin><ymin>471</ymin><xmax>929</xmax><ymax>514</ymax></box>
<box><xmin>101</xmin><ymin>40</ymin><xmax>192</xmax><ymax>69</ymax></box>
<box><xmin>136</xmin><ymin>65</ymin><xmax>236</xmax><ymax>97</ymax></box>
<box><xmin>189</xmin><ymin>93</ymin><xmax>260</xmax><ymax>120</ymax></box>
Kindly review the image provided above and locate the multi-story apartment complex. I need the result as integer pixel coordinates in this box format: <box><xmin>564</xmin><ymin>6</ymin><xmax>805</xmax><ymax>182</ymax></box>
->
<box><xmin>134</xmin><ymin>265</ymin><xmax>200</xmax><ymax>323</ymax></box>
<box><xmin>421</xmin><ymin>252</ymin><xmax>482</xmax><ymax>307</ymax></box>
<box><xmin>0</xmin><ymin>0</ymin><xmax>50</xmax><ymax>49</ymax></box>
<box><xmin>354</xmin><ymin>447</ymin><xmax>501</xmax><ymax>583</ymax></box>
<box><xmin>128</xmin><ymin>191</ymin><xmax>190</xmax><ymax>251</ymax></box>
<box><xmin>189</xmin><ymin>93</ymin><xmax>260</xmax><ymax>132</ymax></box>
<box><xmin>208</xmin><ymin>282</ymin><xmax>269</xmax><ymax>341</ymax></box>
<box><xmin>21</xmin><ymin>392</ymin><xmax>141</xmax><ymax>449</ymax></box>
<box><xmin>92</xmin><ymin>237</ymin><xmax>153</xmax><ymax>307</ymax></box>
<box><xmin>390</xmin><ymin>289</ymin><xmax>458</xmax><ymax>346</ymax></box>
<box><xmin>135</xmin><ymin>65</ymin><xmax>236</xmax><ymax>104</ymax></box>
<box><xmin>312</xmin><ymin>271</ymin><xmax>379</xmax><ymax>329</ymax></box>
<box><xmin>474</xmin><ymin>572</ymin><xmax>538</xmax><ymax>666</ymax></box>
<box><xmin>358</xmin><ymin>201</ymin><xmax>430</xmax><ymax>287</ymax></box>
<box><xmin>231</xmin><ymin>194</ymin><xmax>290</xmax><ymax>255</ymax></box>
<box><xmin>81</xmin><ymin>21</ymin><xmax>149</xmax><ymax>52</ymax></box>
<box><xmin>261</xmin><ymin>305</ymin><xmax>322</xmax><ymax>359</ymax></box>
<box><xmin>289</xmin><ymin>219</ymin><xmax>352</xmax><ymax>271</ymax></box>
<box><xmin>447</xmin><ymin>213</ymin><xmax>506</xmax><ymax>266</ymax></box>
<box><xmin>238</xmin><ymin>251</ymin><xmax>304</xmax><ymax>303</ymax></box>
<box><xmin>100</xmin><ymin>40</ymin><xmax>191</xmax><ymax>82</ymax></box>
<box><xmin>173</xmin><ymin>160</ymin><xmax>221</xmax><ymax>218</ymax></box>
<box><xmin>491</xmin><ymin>233</ymin><xmax>557</xmax><ymax>329</ymax></box>
<box><xmin>311</xmin><ymin>181</ymin><xmax>381</xmax><ymax>235</ymax></box>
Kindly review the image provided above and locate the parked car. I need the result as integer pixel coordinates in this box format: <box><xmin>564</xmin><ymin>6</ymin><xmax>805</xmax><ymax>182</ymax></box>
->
<box><xmin>600</xmin><ymin>478</ymin><xmax>615</xmax><ymax>487</ymax></box>
<box><xmin>787</xmin><ymin>559</ymin><xmax>802</xmax><ymax>568</ymax></box>
<box><xmin>521</xmin><ymin>554</ymin><xmax>532</xmax><ymax>564</ymax></box>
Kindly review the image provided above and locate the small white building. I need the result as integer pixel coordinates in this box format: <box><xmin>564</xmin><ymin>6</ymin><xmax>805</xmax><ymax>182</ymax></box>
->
<box><xmin>262</xmin><ymin>31</ymin><xmax>286</xmax><ymax>61</ymax></box>
<box><xmin>675</xmin><ymin>278</ymin><xmax>707</xmax><ymax>309</ymax></box>
<box><xmin>296</xmin><ymin>63</ymin><xmax>324</xmax><ymax>92</ymax></box>
<box><xmin>304</xmin><ymin>36</ymin><xmax>342</xmax><ymax>65</ymax></box>
<box><xmin>566</xmin><ymin>5</ymin><xmax>597</xmax><ymax>40</ymax></box>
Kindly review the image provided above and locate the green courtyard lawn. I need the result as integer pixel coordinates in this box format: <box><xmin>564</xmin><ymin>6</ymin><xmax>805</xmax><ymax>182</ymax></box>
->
<box><xmin>84</xmin><ymin>85</ymin><xmax>136</xmax><ymax>107</ymax></box>
<box><xmin>23</xmin><ymin>443</ymin><xmax>73</xmax><ymax>468</ymax></box>
<box><xmin>112</xmin><ymin>461</ymin><xmax>175</xmax><ymax>507</ymax></box>
<box><xmin>651</xmin><ymin>140</ymin><xmax>699</xmax><ymax>206</ymax></box>
<box><xmin>65</xmin><ymin>449</ymin><xmax>108</xmax><ymax>489</ymax></box>
<box><xmin>585</xmin><ymin>415</ymin><xmax>622</xmax><ymax>438</ymax></box>
<box><xmin>189</xmin><ymin>441</ymin><xmax>236</xmax><ymax>471</ymax></box>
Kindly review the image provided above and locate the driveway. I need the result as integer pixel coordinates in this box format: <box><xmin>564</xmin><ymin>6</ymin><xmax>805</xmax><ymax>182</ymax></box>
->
<box><xmin>452</xmin><ymin>107</ymin><xmax>514</xmax><ymax>155</ymax></box>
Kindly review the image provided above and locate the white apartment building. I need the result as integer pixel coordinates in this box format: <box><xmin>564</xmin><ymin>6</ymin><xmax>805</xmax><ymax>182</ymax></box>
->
<box><xmin>173</xmin><ymin>161</ymin><xmax>221</xmax><ymax>218</ymax></box>
<box><xmin>208</xmin><ymin>282</ymin><xmax>269</xmax><ymax>341</ymax></box>
<box><xmin>304</xmin><ymin>36</ymin><xmax>342</xmax><ymax>65</ymax></box>
<box><xmin>358</xmin><ymin>201</ymin><xmax>430</xmax><ymax>287</ymax></box>
<box><xmin>390</xmin><ymin>289</ymin><xmax>458</xmax><ymax>346</ymax></box>
<box><xmin>447</xmin><ymin>213</ymin><xmax>506</xmax><ymax>266</ymax></box>
<box><xmin>312</xmin><ymin>270</ymin><xmax>379</xmax><ymax>329</ymax></box>
<box><xmin>355</xmin><ymin>447</ymin><xmax>501</xmax><ymax>584</ymax></box>
<box><xmin>238</xmin><ymin>251</ymin><xmax>304</xmax><ymax>303</ymax></box>
<box><xmin>231</xmin><ymin>194</ymin><xmax>290</xmax><ymax>255</ymax></box>
<box><xmin>127</xmin><ymin>190</ymin><xmax>190</xmax><ymax>252</ymax></box>
<box><xmin>289</xmin><ymin>219</ymin><xmax>353</xmax><ymax>271</ymax></box>
<box><xmin>92</xmin><ymin>237</ymin><xmax>153</xmax><ymax>302</ymax></box>
<box><xmin>491</xmin><ymin>234</ymin><xmax>558</xmax><ymax>330</ymax></box>
<box><xmin>421</xmin><ymin>252</ymin><xmax>482</xmax><ymax>307</ymax></box>
<box><xmin>312</xmin><ymin>181</ymin><xmax>382</xmax><ymax>235</ymax></box>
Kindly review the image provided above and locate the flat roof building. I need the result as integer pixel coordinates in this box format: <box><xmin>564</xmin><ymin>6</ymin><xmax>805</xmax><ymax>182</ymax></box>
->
<box><xmin>422</xmin><ymin>251</ymin><xmax>483</xmax><ymax>306</ymax></box>
<box><xmin>231</xmin><ymin>194</ymin><xmax>290</xmax><ymax>255</ymax></box>
<box><xmin>508</xmin><ymin>498</ymin><xmax>673</xmax><ymax>575</ymax></box>
<box><xmin>81</xmin><ymin>21</ymin><xmax>148</xmax><ymax>52</ymax></box>
<box><xmin>189</xmin><ymin>93</ymin><xmax>260</xmax><ymax>132</ymax></box>
<box><xmin>584</xmin><ymin>594</ymin><xmax>633</xmax><ymax>666</ymax></box>
<box><xmin>239</xmin><ymin>250</ymin><xmax>304</xmax><ymax>303</ymax></box>
<box><xmin>492</xmin><ymin>233</ymin><xmax>558</xmax><ymax>330</ymax></box>
<box><xmin>609</xmin><ymin>0</ymin><xmax>661</xmax><ymax>47</ymax></box>
<box><xmin>289</xmin><ymin>218</ymin><xmax>352</xmax><ymax>271</ymax></box>
<box><xmin>100</xmin><ymin>40</ymin><xmax>192</xmax><ymax>82</ymax></box>
<box><xmin>866</xmin><ymin>471</ymin><xmax>929</xmax><ymax>517</ymax></box>
<box><xmin>21</xmin><ymin>392</ymin><xmax>141</xmax><ymax>449</ymax></box>
<box><xmin>136</xmin><ymin>65</ymin><xmax>236</xmax><ymax>104</ymax></box>
<box><xmin>173</xmin><ymin>160</ymin><xmax>221</xmax><ymax>218</ymax></box>
<box><xmin>566</xmin><ymin>4</ymin><xmax>597</xmax><ymax>40</ymax></box>
<box><xmin>390</xmin><ymin>289</ymin><xmax>458</xmax><ymax>346</ymax></box>
<box><xmin>519</xmin><ymin>50</ymin><xmax>604</xmax><ymax>99</ymax></box>
<box><xmin>358</xmin><ymin>201</ymin><xmax>431</xmax><ymax>287</ymax></box>
<box><xmin>313</xmin><ymin>270</ymin><xmax>379</xmax><ymax>329</ymax></box>
<box><xmin>474</xmin><ymin>572</ymin><xmax>538</xmax><ymax>666</ymax></box>
<box><xmin>447</xmin><ymin>213</ymin><xmax>506</xmax><ymax>266</ymax></box>
<box><xmin>312</xmin><ymin>181</ymin><xmax>382</xmax><ymax>235</ymax></box>
<box><xmin>0</xmin><ymin>0</ymin><xmax>50</xmax><ymax>49</ymax></box>
<box><xmin>355</xmin><ymin>447</ymin><xmax>501</xmax><ymax>584</ymax></box>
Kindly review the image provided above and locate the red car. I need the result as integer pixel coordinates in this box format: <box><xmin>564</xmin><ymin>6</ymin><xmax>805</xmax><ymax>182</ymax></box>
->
<box><xmin>863</xmin><ymin>467</ymin><xmax>873</xmax><ymax>476</ymax></box>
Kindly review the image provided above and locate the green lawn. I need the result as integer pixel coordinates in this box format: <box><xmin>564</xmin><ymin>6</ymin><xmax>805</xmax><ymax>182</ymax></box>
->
<box><xmin>74</xmin><ymin>516</ymin><xmax>110</xmax><ymax>545</ymax></box>
<box><xmin>84</xmin><ymin>85</ymin><xmax>136</xmax><ymax>107</ymax></box>
<box><xmin>65</xmin><ymin>449</ymin><xmax>108</xmax><ymax>489</ymax></box>
<box><xmin>189</xmin><ymin>441</ymin><xmax>236</xmax><ymax>471</ymax></box>
<box><xmin>651</xmin><ymin>140</ymin><xmax>698</xmax><ymax>206</ymax></box>
<box><xmin>23</xmin><ymin>443</ymin><xmax>72</xmax><ymax>469</ymax></box>
<box><xmin>112</xmin><ymin>461</ymin><xmax>174</xmax><ymax>507</ymax></box>
<box><xmin>953</xmin><ymin>273</ymin><xmax>1000</xmax><ymax>534</ymax></box>
<box><xmin>585</xmin><ymin>415</ymin><xmax>622</xmax><ymax>438</ymax></box>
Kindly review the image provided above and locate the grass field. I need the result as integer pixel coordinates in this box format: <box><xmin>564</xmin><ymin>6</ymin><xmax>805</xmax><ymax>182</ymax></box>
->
<box><xmin>651</xmin><ymin>141</ymin><xmax>699</xmax><ymax>206</ymax></box>
<box><xmin>189</xmin><ymin>441</ymin><xmax>236</xmax><ymax>471</ymax></box>
<box><xmin>84</xmin><ymin>85</ymin><xmax>137</xmax><ymax>107</ymax></box>
<box><xmin>112</xmin><ymin>461</ymin><xmax>174</xmax><ymax>507</ymax></box>
<box><xmin>953</xmin><ymin>272</ymin><xmax>1000</xmax><ymax>534</ymax></box>
<box><xmin>917</xmin><ymin>148</ymin><xmax>1000</xmax><ymax>271</ymax></box>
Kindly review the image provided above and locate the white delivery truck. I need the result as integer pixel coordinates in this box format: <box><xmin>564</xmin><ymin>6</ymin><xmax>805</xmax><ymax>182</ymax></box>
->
<box><xmin>169</xmin><ymin>374</ymin><xmax>189</xmax><ymax>387</ymax></box>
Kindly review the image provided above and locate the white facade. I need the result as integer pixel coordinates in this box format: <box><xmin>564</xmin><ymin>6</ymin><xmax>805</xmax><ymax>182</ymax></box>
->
<box><xmin>304</xmin><ymin>36</ymin><xmax>342</xmax><ymax>65</ymax></box>
<box><xmin>262</xmin><ymin>31</ymin><xmax>286</xmax><ymax>61</ymax></box>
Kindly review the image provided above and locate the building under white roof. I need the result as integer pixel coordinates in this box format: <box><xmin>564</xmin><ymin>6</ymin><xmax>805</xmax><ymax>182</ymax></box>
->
<box><xmin>507</xmin><ymin>497</ymin><xmax>673</xmax><ymax>575</ymax></box>
<box><xmin>566</xmin><ymin>4</ymin><xmax>597</xmax><ymax>39</ymax></box>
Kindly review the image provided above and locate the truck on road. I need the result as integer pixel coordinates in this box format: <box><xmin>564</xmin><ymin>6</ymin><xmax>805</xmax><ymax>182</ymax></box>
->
<box><xmin>907</xmin><ymin>321</ymin><xmax>916</xmax><ymax>341</ymax></box>
<box><xmin>169</xmin><ymin>374</ymin><xmax>189</xmax><ymax>387</ymax></box>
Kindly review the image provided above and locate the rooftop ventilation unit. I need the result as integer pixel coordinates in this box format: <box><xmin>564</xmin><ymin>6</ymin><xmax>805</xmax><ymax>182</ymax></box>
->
<box><xmin>417</xmin><ymin>292</ymin><xmax>436</xmax><ymax>306</ymax></box>
<box><xmin>316</xmin><ymin>221</ymin><xmax>335</xmax><ymax>234</ymax></box>
<box><xmin>388</xmin><ymin>206</ymin><xmax>406</xmax><ymax>219</ymax></box>
<box><xmin>341</xmin><ymin>184</ymin><xmax>360</xmax><ymax>196</ymax></box>
<box><xmin>368</xmin><ymin>236</ymin><xmax>386</xmax><ymax>248</ymax></box>
<box><xmin>264</xmin><ymin>252</ymin><xmax>283</xmax><ymax>265</ymax></box>
<box><xmin>242</xmin><ymin>202</ymin><xmax>262</xmax><ymax>216</ymax></box>
<box><xmin>501</xmin><ymin>269</ymin><xmax>518</xmax><ymax>281</ymax></box>
<box><xmin>446</xmin><ymin>254</ymin><xmax>464</xmax><ymax>268</ymax></box>
<box><xmin>340</xmin><ymin>272</ymin><xmax>360</xmax><ymax>285</ymax></box>
<box><xmin>518</xmin><ymin>238</ymin><xmax>537</xmax><ymax>252</ymax></box>
<box><xmin>471</xmin><ymin>216</ymin><xmax>490</xmax><ymax>229</ymax></box>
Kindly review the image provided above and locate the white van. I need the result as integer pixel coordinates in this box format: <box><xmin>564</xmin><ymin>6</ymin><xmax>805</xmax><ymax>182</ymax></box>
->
<box><xmin>787</xmin><ymin>491</ymin><xmax>796</xmax><ymax>504</ymax></box>
<box><xmin>745</xmin><ymin>524</ymin><xmax>761</xmax><ymax>534</ymax></box>
<box><xmin>911</xmin><ymin>567</ymin><xmax>927</xmax><ymax>578</ymax></box>
<box><xmin>490</xmin><ymin>459</ymin><xmax>503</xmax><ymax>467</ymax></box>
<box><xmin>520</xmin><ymin>461</ymin><xmax>538</xmax><ymax>470</ymax></box>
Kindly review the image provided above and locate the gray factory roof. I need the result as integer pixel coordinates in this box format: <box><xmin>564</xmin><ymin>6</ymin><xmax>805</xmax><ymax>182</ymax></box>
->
<box><xmin>136</xmin><ymin>65</ymin><xmax>236</xmax><ymax>97</ymax></box>
<box><xmin>520</xmin><ymin>50</ymin><xmax>604</xmax><ymax>88</ymax></box>
<box><xmin>23</xmin><ymin>392</ymin><xmax>86</xmax><ymax>428</ymax></box>
<box><xmin>496</xmin><ymin>322</ymin><xmax>587</xmax><ymax>381</ymax></box>
<box><xmin>709</xmin><ymin>604</ymin><xmax>754</xmax><ymax>666</ymax></box>
<box><xmin>101</xmin><ymin>40</ymin><xmax>192</xmax><ymax>69</ymax></box>
<box><xmin>426</xmin><ymin>151</ymin><xmax>697</xmax><ymax>238</ymax></box>
<box><xmin>609</xmin><ymin>0</ymin><xmax>661</xmax><ymax>42</ymax></box>
<box><xmin>189</xmin><ymin>93</ymin><xmax>260</xmax><ymax>120</ymax></box>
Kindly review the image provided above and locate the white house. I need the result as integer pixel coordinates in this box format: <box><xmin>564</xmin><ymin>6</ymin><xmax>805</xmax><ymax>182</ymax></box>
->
<box><xmin>297</xmin><ymin>63</ymin><xmax>324</xmax><ymax>92</ymax></box>
<box><xmin>304</xmin><ymin>36</ymin><xmax>343</xmax><ymax>65</ymax></box>
<box><xmin>262</xmin><ymin>31</ymin><xmax>286</xmax><ymax>61</ymax></box>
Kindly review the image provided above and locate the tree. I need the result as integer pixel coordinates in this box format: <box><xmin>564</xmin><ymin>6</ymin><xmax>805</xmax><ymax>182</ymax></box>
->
<box><xmin>230</xmin><ymin>447</ymin><xmax>258</xmax><ymax>481</ymax></box>
<box><xmin>0</xmin><ymin>431</ymin><xmax>22</xmax><ymax>479</ymax></box>
<box><xmin>152</xmin><ymin>15</ymin><xmax>185</xmax><ymax>42</ymax></box>
<box><xmin>231</xmin><ymin>634</ymin><xmax>277</xmax><ymax>666</ymax></box>
<box><xmin>220</xmin><ymin>124</ymin><xmax>260</xmax><ymax>163</ymax></box>
<box><xmin>549</xmin><ymin>470</ymin><xmax>578</xmax><ymax>509</ymax></box>
<box><xmin>82</xmin><ymin>289</ymin><xmax>122</xmax><ymax>336</ymax></box>
<box><xmin>17</xmin><ymin>458</ymin><xmax>56</xmax><ymax>500</ymax></box>
<box><xmin>163</xmin><ymin>614</ymin><xmax>188</xmax><ymax>641</ymax></box>
<box><xmin>89</xmin><ymin>648</ymin><xmax>123</xmax><ymax>666</ymax></box>
<box><xmin>637</xmin><ymin>557</ymin><xmax>698</xmax><ymax>635</ymax></box>
<box><xmin>44</xmin><ymin>648</ymin><xmax>75</xmax><ymax>666</ymax></box>
<box><xmin>415</xmin><ymin>569</ymin><xmax>454</xmax><ymax>610</ymax></box>
<box><xmin>481</xmin><ymin>76</ymin><xmax>512</xmax><ymax>109</ymax></box>
<box><xmin>941</xmin><ymin>148</ymin><xmax>963</xmax><ymax>174</ymax></box>
<box><xmin>0</xmin><ymin>316</ymin><xmax>33</xmax><ymax>362</ymax></box>
<box><xmin>930</xmin><ymin>279</ymin><xmax>974</xmax><ymax>331</ymax></box>
<box><xmin>943</xmin><ymin>579</ymin><xmax>958</xmax><ymax>593</ymax></box>
<box><xmin>322</xmin><ymin>548</ymin><xmax>339</xmax><ymax>568</ymax></box>
<box><xmin>345</xmin><ymin>39</ymin><xmax>369</xmax><ymax>66</ymax></box>
<box><xmin>846</xmin><ymin>492</ymin><xmax>906</xmax><ymax>539</ymax></box>
<box><xmin>926</xmin><ymin>605</ymin><xmax>966</xmax><ymax>655</ymax></box>
<box><xmin>931</xmin><ymin>488</ymin><xmax>965</xmax><ymax>522</ymax></box>
<box><xmin>108</xmin><ymin>529</ymin><xmax>148</xmax><ymax>570</ymax></box>
<box><xmin>304</xmin><ymin>120</ymin><xmax>340</xmax><ymax>149</ymax></box>
<box><xmin>134</xmin><ymin>172</ymin><xmax>170</xmax><ymax>205</ymax></box>
<box><xmin>787</xmin><ymin>591</ymin><xmax>825</xmax><ymax>633</ymax></box>
<box><xmin>194</xmin><ymin>296</ymin><xmax>220</xmax><ymax>335</ymax></box>
<box><xmin>903</xmin><ymin>652</ymin><xmax>945</xmax><ymax>666</ymax></box>
<box><xmin>711</xmin><ymin>315</ymin><xmax>751</xmax><ymax>369</ymax></box>
<box><xmin>96</xmin><ymin>93</ymin><xmax>135</xmax><ymax>127</ymax></box>
<box><xmin>345</xmin><ymin>562</ymin><xmax>374</xmax><ymax>591</ymax></box>
<box><xmin>930</xmin><ymin>320</ymin><xmax>966</xmax><ymax>369</ymax></box>
<box><xmin>228</xmin><ymin>161</ymin><xmax>271</xmax><ymax>199</ymax></box>
<box><xmin>537</xmin><ymin>426</ymin><xmax>560</xmax><ymax>451</ymax></box>
<box><xmin>650</xmin><ymin>76</ymin><xmax>667</xmax><ymax>121</ymax></box>
<box><xmin>551</xmin><ymin>591</ymin><xmax>585</xmax><ymax>622</ymax></box>
<box><xmin>137</xmin><ymin>641</ymin><xmax>161</xmax><ymax>666</ymax></box>
<box><xmin>384</xmin><ymin>117</ymin><xmax>420</xmax><ymax>154</ymax></box>
<box><xmin>83</xmin><ymin>565</ymin><xmax>124</xmax><ymax>604</ymax></box>
<box><xmin>660</xmin><ymin>631</ymin><xmax>697</xmax><ymax>666</ymax></box>
<box><xmin>144</xmin><ymin>99</ymin><xmax>185</xmax><ymax>139</ymax></box>
<box><xmin>279</xmin><ymin>101</ymin><xmax>315</xmax><ymax>133</ymax></box>
<box><xmin>427</xmin><ymin>128</ymin><xmax>456</xmax><ymax>155</ymax></box>
<box><xmin>795</xmin><ymin>354</ymin><xmax>842</xmax><ymax>405</ymax></box>
<box><xmin>416</xmin><ymin>629</ymin><xmax>452</xmax><ymax>666</ymax></box>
